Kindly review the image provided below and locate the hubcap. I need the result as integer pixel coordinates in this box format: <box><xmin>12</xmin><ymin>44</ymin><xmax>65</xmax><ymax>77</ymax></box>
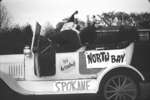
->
<box><xmin>104</xmin><ymin>75</ymin><xmax>138</xmax><ymax>100</ymax></box>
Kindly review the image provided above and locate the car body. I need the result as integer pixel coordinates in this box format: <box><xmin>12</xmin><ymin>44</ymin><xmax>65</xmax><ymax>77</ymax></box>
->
<box><xmin>0</xmin><ymin>23</ymin><xmax>145</xmax><ymax>100</ymax></box>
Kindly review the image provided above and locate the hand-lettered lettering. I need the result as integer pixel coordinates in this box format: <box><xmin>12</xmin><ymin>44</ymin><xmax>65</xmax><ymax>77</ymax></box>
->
<box><xmin>55</xmin><ymin>80</ymin><xmax>90</xmax><ymax>92</ymax></box>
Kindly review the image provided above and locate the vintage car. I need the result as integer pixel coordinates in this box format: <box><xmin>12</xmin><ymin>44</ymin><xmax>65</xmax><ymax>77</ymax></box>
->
<box><xmin>0</xmin><ymin>15</ymin><xmax>145</xmax><ymax>100</ymax></box>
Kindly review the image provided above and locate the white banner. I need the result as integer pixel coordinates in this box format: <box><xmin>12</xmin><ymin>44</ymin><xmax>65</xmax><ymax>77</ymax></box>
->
<box><xmin>85</xmin><ymin>49</ymin><xmax>126</xmax><ymax>68</ymax></box>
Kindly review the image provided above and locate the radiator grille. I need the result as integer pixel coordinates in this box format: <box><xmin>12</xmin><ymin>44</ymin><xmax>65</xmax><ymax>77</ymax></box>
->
<box><xmin>9</xmin><ymin>63</ymin><xmax>25</xmax><ymax>80</ymax></box>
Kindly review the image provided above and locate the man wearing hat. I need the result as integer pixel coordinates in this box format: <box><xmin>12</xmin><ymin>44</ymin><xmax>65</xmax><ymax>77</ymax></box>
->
<box><xmin>53</xmin><ymin>11</ymin><xmax>81</xmax><ymax>52</ymax></box>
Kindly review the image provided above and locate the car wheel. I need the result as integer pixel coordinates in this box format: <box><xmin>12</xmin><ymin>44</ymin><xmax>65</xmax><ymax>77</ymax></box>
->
<box><xmin>99</xmin><ymin>71</ymin><xmax>140</xmax><ymax>100</ymax></box>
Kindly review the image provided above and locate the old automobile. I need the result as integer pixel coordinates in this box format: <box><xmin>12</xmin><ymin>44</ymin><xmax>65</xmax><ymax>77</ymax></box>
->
<box><xmin>0</xmin><ymin>12</ymin><xmax>145</xmax><ymax>100</ymax></box>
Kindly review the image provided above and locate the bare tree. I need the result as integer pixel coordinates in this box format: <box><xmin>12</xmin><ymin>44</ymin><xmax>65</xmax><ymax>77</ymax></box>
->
<box><xmin>0</xmin><ymin>2</ymin><xmax>10</xmax><ymax>29</ymax></box>
<box><xmin>97</xmin><ymin>12</ymin><xmax>116</xmax><ymax>27</ymax></box>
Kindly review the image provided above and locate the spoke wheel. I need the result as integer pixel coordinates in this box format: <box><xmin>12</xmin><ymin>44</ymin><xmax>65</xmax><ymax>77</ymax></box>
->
<box><xmin>101</xmin><ymin>72</ymin><xmax>140</xmax><ymax>100</ymax></box>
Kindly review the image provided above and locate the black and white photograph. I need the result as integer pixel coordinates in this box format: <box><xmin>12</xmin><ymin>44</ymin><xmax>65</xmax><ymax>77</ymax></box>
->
<box><xmin>0</xmin><ymin>0</ymin><xmax>150</xmax><ymax>100</ymax></box>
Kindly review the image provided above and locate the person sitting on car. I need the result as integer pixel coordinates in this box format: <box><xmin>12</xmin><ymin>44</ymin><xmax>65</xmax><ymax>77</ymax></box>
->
<box><xmin>80</xmin><ymin>15</ymin><xmax>97</xmax><ymax>46</ymax></box>
<box><xmin>51</xmin><ymin>11</ymin><xmax>82</xmax><ymax>52</ymax></box>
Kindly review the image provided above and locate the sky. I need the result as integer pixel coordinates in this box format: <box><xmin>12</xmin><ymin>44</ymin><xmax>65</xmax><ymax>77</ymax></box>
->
<box><xmin>2</xmin><ymin>0</ymin><xmax>150</xmax><ymax>27</ymax></box>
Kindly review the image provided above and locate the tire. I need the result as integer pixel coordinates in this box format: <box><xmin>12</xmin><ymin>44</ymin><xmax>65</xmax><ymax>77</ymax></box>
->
<box><xmin>99</xmin><ymin>71</ymin><xmax>140</xmax><ymax>100</ymax></box>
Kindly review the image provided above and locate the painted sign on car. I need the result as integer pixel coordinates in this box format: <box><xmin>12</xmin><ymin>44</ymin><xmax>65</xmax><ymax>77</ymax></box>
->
<box><xmin>60</xmin><ymin>58</ymin><xmax>75</xmax><ymax>72</ymax></box>
<box><xmin>55</xmin><ymin>80</ymin><xmax>90</xmax><ymax>92</ymax></box>
<box><xmin>55</xmin><ymin>79</ymin><xmax>97</xmax><ymax>92</ymax></box>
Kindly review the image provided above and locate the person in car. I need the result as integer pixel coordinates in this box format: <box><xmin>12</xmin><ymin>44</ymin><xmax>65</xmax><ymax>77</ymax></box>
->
<box><xmin>52</xmin><ymin>11</ymin><xmax>81</xmax><ymax>52</ymax></box>
<box><xmin>80</xmin><ymin>15</ymin><xmax>97</xmax><ymax>46</ymax></box>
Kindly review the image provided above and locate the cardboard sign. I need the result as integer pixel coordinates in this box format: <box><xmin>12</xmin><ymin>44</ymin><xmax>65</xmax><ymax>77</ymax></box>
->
<box><xmin>85</xmin><ymin>50</ymin><xmax>126</xmax><ymax>68</ymax></box>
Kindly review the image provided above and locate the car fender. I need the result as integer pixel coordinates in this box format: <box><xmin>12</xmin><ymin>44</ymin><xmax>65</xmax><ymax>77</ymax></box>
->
<box><xmin>96</xmin><ymin>64</ymin><xmax>145</xmax><ymax>92</ymax></box>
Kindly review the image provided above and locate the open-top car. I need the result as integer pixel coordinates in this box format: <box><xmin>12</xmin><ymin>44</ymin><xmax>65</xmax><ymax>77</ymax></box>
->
<box><xmin>0</xmin><ymin>12</ymin><xmax>145</xmax><ymax>100</ymax></box>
